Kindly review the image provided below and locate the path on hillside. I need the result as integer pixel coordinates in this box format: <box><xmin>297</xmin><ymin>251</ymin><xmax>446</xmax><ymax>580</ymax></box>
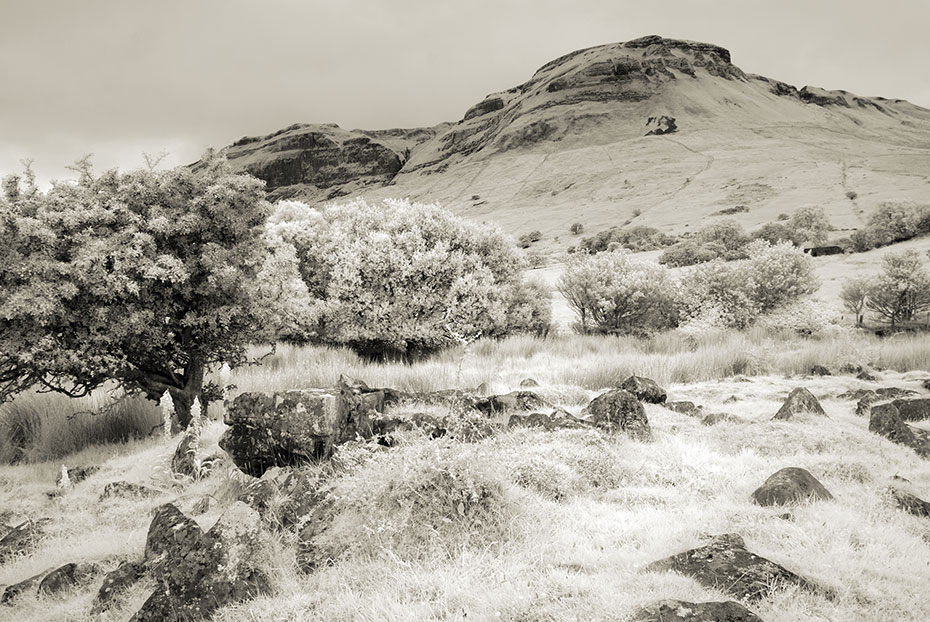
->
<box><xmin>649</xmin><ymin>136</ymin><xmax>716</xmax><ymax>210</ymax></box>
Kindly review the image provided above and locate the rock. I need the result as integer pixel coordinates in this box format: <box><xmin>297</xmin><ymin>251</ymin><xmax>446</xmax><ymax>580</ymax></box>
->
<box><xmin>170</xmin><ymin>429</ymin><xmax>200</xmax><ymax>478</ymax></box>
<box><xmin>38</xmin><ymin>561</ymin><xmax>98</xmax><ymax>595</ymax></box>
<box><xmin>190</xmin><ymin>496</ymin><xmax>217</xmax><ymax>516</ymax></box>
<box><xmin>463</xmin><ymin>96</ymin><xmax>505</xmax><ymax>121</ymax></box>
<box><xmin>645</xmin><ymin>533</ymin><xmax>827</xmax><ymax>602</ymax></box>
<box><xmin>751</xmin><ymin>467</ymin><xmax>833</xmax><ymax>506</ymax></box>
<box><xmin>474</xmin><ymin>391</ymin><xmax>550</xmax><ymax>415</ymax></box>
<box><xmin>519</xmin><ymin>378</ymin><xmax>540</xmax><ymax>388</ymax></box>
<box><xmin>645</xmin><ymin>115</ymin><xmax>677</xmax><ymax>136</ymax></box>
<box><xmin>238</xmin><ymin>467</ymin><xmax>321</xmax><ymax>531</ymax></box>
<box><xmin>91</xmin><ymin>560</ymin><xmax>146</xmax><ymax>614</ymax></box>
<box><xmin>372</xmin><ymin>412</ymin><xmax>448</xmax><ymax>445</ymax></box>
<box><xmin>723</xmin><ymin>395</ymin><xmax>740</xmax><ymax>404</ymax></box>
<box><xmin>887</xmin><ymin>487</ymin><xmax>930</xmax><ymax>517</ymax></box>
<box><xmin>582</xmin><ymin>389</ymin><xmax>652</xmax><ymax>441</ymax></box>
<box><xmin>0</xmin><ymin>518</ymin><xmax>50</xmax><ymax>564</ymax></box>
<box><xmin>809</xmin><ymin>365</ymin><xmax>831</xmax><ymax>376</ymax></box>
<box><xmin>855</xmin><ymin>393</ymin><xmax>882</xmax><ymax>417</ymax></box>
<box><xmin>220</xmin><ymin>379</ymin><xmax>386</xmax><ymax>477</ymax></box>
<box><xmin>629</xmin><ymin>599</ymin><xmax>764</xmax><ymax>621</ymax></box>
<box><xmin>869</xmin><ymin>403</ymin><xmax>930</xmax><ymax>458</ymax></box>
<box><xmin>56</xmin><ymin>465</ymin><xmax>99</xmax><ymax>488</ymax></box>
<box><xmin>857</xmin><ymin>370</ymin><xmax>878</xmax><ymax>381</ymax></box>
<box><xmin>620</xmin><ymin>375</ymin><xmax>667</xmax><ymax>404</ymax></box>
<box><xmin>664</xmin><ymin>401</ymin><xmax>700</xmax><ymax>416</ymax></box>
<box><xmin>1</xmin><ymin>569</ymin><xmax>47</xmax><ymax>603</ymax></box>
<box><xmin>507</xmin><ymin>410</ymin><xmax>589</xmax><ymax>431</ymax></box>
<box><xmin>877</xmin><ymin>387</ymin><xmax>918</xmax><ymax>399</ymax></box>
<box><xmin>99</xmin><ymin>480</ymin><xmax>160</xmax><ymax>500</ymax></box>
<box><xmin>773</xmin><ymin>388</ymin><xmax>826</xmax><ymax>420</ymax></box>
<box><xmin>839</xmin><ymin>362</ymin><xmax>865</xmax><ymax>374</ymax></box>
<box><xmin>838</xmin><ymin>388</ymin><xmax>876</xmax><ymax>401</ymax></box>
<box><xmin>296</xmin><ymin>500</ymin><xmax>338</xmax><ymax>573</ymax></box>
<box><xmin>701</xmin><ymin>412</ymin><xmax>738</xmax><ymax>426</ymax></box>
<box><xmin>132</xmin><ymin>502</ymin><xmax>270</xmax><ymax>622</ymax></box>
<box><xmin>887</xmin><ymin>398</ymin><xmax>930</xmax><ymax>421</ymax></box>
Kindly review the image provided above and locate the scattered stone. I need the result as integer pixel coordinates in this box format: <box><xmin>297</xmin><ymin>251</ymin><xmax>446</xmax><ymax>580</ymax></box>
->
<box><xmin>99</xmin><ymin>481</ymin><xmax>160</xmax><ymax>500</ymax></box>
<box><xmin>582</xmin><ymin>389</ymin><xmax>652</xmax><ymax>441</ymax></box>
<box><xmin>886</xmin><ymin>487</ymin><xmax>930</xmax><ymax>517</ymax></box>
<box><xmin>877</xmin><ymin>387</ymin><xmax>918</xmax><ymax>399</ymax></box>
<box><xmin>701</xmin><ymin>412</ymin><xmax>738</xmax><ymax>426</ymax></box>
<box><xmin>131</xmin><ymin>502</ymin><xmax>270</xmax><ymax>621</ymax></box>
<box><xmin>296</xmin><ymin>499</ymin><xmax>338</xmax><ymax>573</ymax></box>
<box><xmin>773</xmin><ymin>388</ymin><xmax>826</xmax><ymax>420</ymax></box>
<box><xmin>751</xmin><ymin>467</ymin><xmax>833</xmax><ymax>506</ymax></box>
<box><xmin>507</xmin><ymin>410</ymin><xmax>589</xmax><ymax>431</ymax></box>
<box><xmin>838</xmin><ymin>388</ymin><xmax>876</xmax><ymax>401</ymax></box>
<box><xmin>220</xmin><ymin>378</ymin><xmax>386</xmax><ymax>477</ymax></box>
<box><xmin>855</xmin><ymin>393</ymin><xmax>882</xmax><ymax>417</ymax></box>
<box><xmin>663</xmin><ymin>401</ymin><xmax>700</xmax><ymax>416</ymax></box>
<box><xmin>0</xmin><ymin>518</ymin><xmax>50</xmax><ymax>564</ymax></box>
<box><xmin>629</xmin><ymin>599</ymin><xmax>764</xmax><ymax>622</ymax></box>
<box><xmin>56</xmin><ymin>465</ymin><xmax>99</xmax><ymax>488</ymax></box>
<box><xmin>1</xmin><ymin>569</ymin><xmax>47</xmax><ymax>603</ymax></box>
<box><xmin>519</xmin><ymin>378</ymin><xmax>540</xmax><ymax>388</ymax></box>
<box><xmin>809</xmin><ymin>365</ymin><xmax>831</xmax><ymax>376</ymax></box>
<box><xmin>620</xmin><ymin>375</ymin><xmax>667</xmax><ymax>404</ymax></box>
<box><xmin>143</xmin><ymin>504</ymin><xmax>204</xmax><ymax>564</ymax></box>
<box><xmin>373</xmin><ymin>412</ymin><xmax>447</xmax><ymax>445</ymax></box>
<box><xmin>645</xmin><ymin>533</ymin><xmax>827</xmax><ymax>602</ymax></box>
<box><xmin>91</xmin><ymin>560</ymin><xmax>146</xmax><ymax>614</ymax></box>
<box><xmin>869</xmin><ymin>403</ymin><xmax>930</xmax><ymax>459</ymax></box>
<box><xmin>723</xmin><ymin>395</ymin><xmax>740</xmax><ymax>404</ymax></box>
<box><xmin>474</xmin><ymin>391</ymin><xmax>550</xmax><ymax>415</ymax></box>
<box><xmin>857</xmin><ymin>370</ymin><xmax>878</xmax><ymax>381</ymax></box>
<box><xmin>839</xmin><ymin>363</ymin><xmax>865</xmax><ymax>374</ymax></box>
<box><xmin>886</xmin><ymin>398</ymin><xmax>930</xmax><ymax>422</ymax></box>
<box><xmin>38</xmin><ymin>562</ymin><xmax>99</xmax><ymax>595</ymax></box>
<box><xmin>170</xmin><ymin>429</ymin><xmax>200</xmax><ymax>478</ymax></box>
<box><xmin>777</xmin><ymin>512</ymin><xmax>794</xmax><ymax>521</ymax></box>
<box><xmin>238</xmin><ymin>467</ymin><xmax>321</xmax><ymax>531</ymax></box>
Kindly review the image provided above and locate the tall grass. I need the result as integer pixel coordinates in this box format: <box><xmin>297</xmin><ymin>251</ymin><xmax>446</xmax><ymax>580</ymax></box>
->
<box><xmin>0</xmin><ymin>389</ymin><xmax>161</xmax><ymax>464</ymax></box>
<box><xmin>232</xmin><ymin>328</ymin><xmax>930</xmax><ymax>396</ymax></box>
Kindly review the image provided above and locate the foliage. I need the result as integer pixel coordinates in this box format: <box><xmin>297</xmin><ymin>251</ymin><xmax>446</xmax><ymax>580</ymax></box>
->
<box><xmin>754</xmin><ymin>297</ymin><xmax>842</xmax><ymax>336</ymax></box>
<box><xmin>0</xmin><ymin>154</ymin><xmax>280</xmax><ymax>425</ymax></box>
<box><xmin>579</xmin><ymin>225</ymin><xmax>676</xmax><ymax>254</ymax></box>
<box><xmin>659</xmin><ymin>220</ymin><xmax>749</xmax><ymax>267</ymax></box>
<box><xmin>788</xmin><ymin>206</ymin><xmax>831</xmax><ymax>246</ymax></box>
<box><xmin>517</xmin><ymin>230</ymin><xmax>542</xmax><ymax>248</ymax></box>
<box><xmin>569</xmin><ymin>222</ymin><xmax>584</xmax><ymax>235</ymax></box>
<box><xmin>557</xmin><ymin>250</ymin><xmax>678</xmax><ymax>335</ymax></box>
<box><xmin>865</xmin><ymin>250</ymin><xmax>930</xmax><ymax>327</ymax></box>
<box><xmin>840</xmin><ymin>277</ymin><xmax>870</xmax><ymax>324</ymax></box>
<box><xmin>269</xmin><ymin>198</ymin><xmax>549</xmax><ymax>359</ymax></box>
<box><xmin>851</xmin><ymin>202</ymin><xmax>930</xmax><ymax>252</ymax></box>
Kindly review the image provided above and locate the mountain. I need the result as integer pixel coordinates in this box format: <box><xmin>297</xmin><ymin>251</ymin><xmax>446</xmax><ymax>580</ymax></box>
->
<box><xmin>221</xmin><ymin>35</ymin><xmax>930</xmax><ymax>246</ymax></box>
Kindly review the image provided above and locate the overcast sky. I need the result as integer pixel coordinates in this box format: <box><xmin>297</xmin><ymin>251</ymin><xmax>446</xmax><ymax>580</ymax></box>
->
<box><xmin>2</xmin><ymin>0</ymin><xmax>929</xmax><ymax>186</ymax></box>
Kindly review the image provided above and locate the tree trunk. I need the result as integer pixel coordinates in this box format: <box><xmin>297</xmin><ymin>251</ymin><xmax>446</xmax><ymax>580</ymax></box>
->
<box><xmin>168</xmin><ymin>357</ymin><xmax>205</xmax><ymax>430</ymax></box>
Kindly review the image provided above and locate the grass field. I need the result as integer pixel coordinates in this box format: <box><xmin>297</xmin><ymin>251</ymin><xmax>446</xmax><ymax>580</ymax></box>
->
<box><xmin>2</xmin><ymin>330</ymin><xmax>930</xmax><ymax>621</ymax></box>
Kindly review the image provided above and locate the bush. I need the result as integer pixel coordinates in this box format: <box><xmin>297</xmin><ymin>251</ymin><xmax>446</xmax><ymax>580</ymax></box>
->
<box><xmin>580</xmin><ymin>226</ymin><xmax>676</xmax><ymax>254</ymax></box>
<box><xmin>518</xmin><ymin>230</ymin><xmax>542</xmax><ymax>248</ymax></box>
<box><xmin>557</xmin><ymin>250</ymin><xmax>679</xmax><ymax>335</ymax></box>
<box><xmin>865</xmin><ymin>250</ymin><xmax>930</xmax><ymax>327</ymax></box>
<box><xmin>788</xmin><ymin>206</ymin><xmax>831</xmax><ymax>246</ymax></box>
<box><xmin>570</xmin><ymin>222</ymin><xmax>584</xmax><ymax>235</ymax></box>
<box><xmin>268</xmin><ymin>198</ymin><xmax>551</xmax><ymax>359</ymax></box>
<box><xmin>851</xmin><ymin>202</ymin><xmax>930</xmax><ymax>252</ymax></box>
<box><xmin>659</xmin><ymin>220</ymin><xmax>750</xmax><ymax>267</ymax></box>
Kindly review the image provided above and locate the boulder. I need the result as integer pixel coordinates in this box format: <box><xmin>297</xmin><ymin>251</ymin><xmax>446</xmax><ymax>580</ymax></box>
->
<box><xmin>663</xmin><ymin>401</ymin><xmax>700</xmax><ymax>416</ymax></box>
<box><xmin>629</xmin><ymin>599</ymin><xmax>763</xmax><ymax>621</ymax></box>
<box><xmin>886</xmin><ymin>487</ymin><xmax>930</xmax><ymax>517</ymax></box>
<box><xmin>132</xmin><ymin>502</ymin><xmax>270</xmax><ymax>621</ymax></box>
<box><xmin>620</xmin><ymin>375</ymin><xmax>667</xmax><ymax>404</ymax></box>
<box><xmin>809</xmin><ymin>365</ymin><xmax>831</xmax><ymax>376</ymax></box>
<box><xmin>645</xmin><ymin>533</ymin><xmax>827</xmax><ymax>602</ymax></box>
<box><xmin>1</xmin><ymin>569</ymin><xmax>47</xmax><ymax>603</ymax></box>
<box><xmin>701</xmin><ymin>412</ymin><xmax>738</xmax><ymax>426</ymax></box>
<box><xmin>773</xmin><ymin>388</ymin><xmax>826</xmax><ymax>420</ymax></box>
<box><xmin>869</xmin><ymin>404</ymin><xmax>930</xmax><ymax>459</ymax></box>
<box><xmin>857</xmin><ymin>370</ymin><xmax>878</xmax><ymax>381</ymax></box>
<box><xmin>877</xmin><ymin>387</ymin><xmax>918</xmax><ymax>399</ymax></box>
<box><xmin>474</xmin><ymin>391</ymin><xmax>550</xmax><ymax>415</ymax></box>
<box><xmin>855</xmin><ymin>393</ymin><xmax>882</xmax><ymax>417</ymax></box>
<box><xmin>170</xmin><ymin>429</ymin><xmax>200</xmax><ymax>478</ymax></box>
<box><xmin>0</xmin><ymin>518</ymin><xmax>50</xmax><ymax>564</ymax></box>
<box><xmin>507</xmin><ymin>410</ymin><xmax>589</xmax><ymax>431</ymax></box>
<box><xmin>751</xmin><ymin>467</ymin><xmax>833</xmax><ymax>506</ymax></box>
<box><xmin>143</xmin><ymin>504</ymin><xmax>204</xmax><ymax>564</ymax></box>
<box><xmin>91</xmin><ymin>560</ymin><xmax>146</xmax><ymax>614</ymax></box>
<box><xmin>582</xmin><ymin>389</ymin><xmax>652</xmax><ymax>441</ymax></box>
<box><xmin>38</xmin><ymin>561</ymin><xmax>98</xmax><ymax>595</ymax></box>
<box><xmin>519</xmin><ymin>378</ymin><xmax>540</xmax><ymax>388</ymax></box>
<box><xmin>887</xmin><ymin>398</ymin><xmax>930</xmax><ymax>422</ymax></box>
<box><xmin>645</xmin><ymin>115</ymin><xmax>677</xmax><ymax>136</ymax></box>
<box><xmin>220</xmin><ymin>379</ymin><xmax>385</xmax><ymax>476</ymax></box>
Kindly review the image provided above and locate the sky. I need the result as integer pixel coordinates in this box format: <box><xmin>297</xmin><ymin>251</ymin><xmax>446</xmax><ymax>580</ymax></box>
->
<box><xmin>2</xmin><ymin>0</ymin><xmax>929</xmax><ymax>187</ymax></box>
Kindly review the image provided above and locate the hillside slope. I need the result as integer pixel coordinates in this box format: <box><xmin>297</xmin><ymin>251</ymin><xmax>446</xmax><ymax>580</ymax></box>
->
<box><xmin>221</xmin><ymin>35</ymin><xmax>930</xmax><ymax>245</ymax></box>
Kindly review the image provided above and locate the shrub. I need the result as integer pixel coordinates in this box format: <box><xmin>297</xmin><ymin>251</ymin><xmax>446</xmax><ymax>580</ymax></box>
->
<box><xmin>570</xmin><ymin>222</ymin><xmax>584</xmax><ymax>235</ymax></box>
<box><xmin>557</xmin><ymin>250</ymin><xmax>678</xmax><ymax>335</ymax></box>
<box><xmin>851</xmin><ymin>202</ymin><xmax>930</xmax><ymax>252</ymax></box>
<box><xmin>788</xmin><ymin>206</ymin><xmax>831</xmax><ymax>246</ymax></box>
<box><xmin>518</xmin><ymin>230</ymin><xmax>542</xmax><ymax>248</ymax></box>
<box><xmin>581</xmin><ymin>226</ymin><xmax>676</xmax><ymax>254</ymax></box>
<box><xmin>659</xmin><ymin>220</ymin><xmax>750</xmax><ymax>267</ymax></box>
<box><xmin>846</xmin><ymin>190</ymin><xmax>858</xmax><ymax>200</ymax></box>
<box><xmin>268</xmin><ymin>198</ymin><xmax>550</xmax><ymax>359</ymax></box>
<box><xmin>752</xmin><ymin>222</ymin><xmax>796</xmax><ymax>245</ymax></box>
<box><xmin>865</xmin><ymin>250</ymin><xmax>930</xmax><ymax>327</ymax></box>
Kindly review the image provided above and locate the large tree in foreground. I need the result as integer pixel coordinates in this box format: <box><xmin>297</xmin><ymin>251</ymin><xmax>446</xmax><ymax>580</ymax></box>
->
<box><xmin>0</xmin><ymin>154</ymin><xmax>275</xmax><ymax>426</ymax></box>
<box><xmin>865</xmin><ymin>250</ymin><xmax>930</xmax><ymax>328</ymax></box>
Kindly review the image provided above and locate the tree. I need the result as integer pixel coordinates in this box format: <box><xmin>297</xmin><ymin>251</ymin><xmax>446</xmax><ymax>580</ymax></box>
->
<box><xmin>0</xmin><ymin>154</ymin><xmax>279</xmax><ymax>427</ymax></box>
<box><xmin>788</xmin><ymin>206</ymin><xmax>830</xmax><ymax>246</ymax></box>
<box><xmin>865</xmin><ymin>250</ymin><xmax>930</xmax><ymax>328</ymax></box>
<box><xmin>557</xmin><ymin>250</ymin><xmax>678</xmax><ymax>335</ymax></box>
<box><xmin>840</xmin><ymin>277</ymin><xmax>869</xmax><ymax>325</ymax></box>
<box><xmin>269</xmin><ymin>198</ymin><xmax>549</xmax><ymax>359</ymax></box>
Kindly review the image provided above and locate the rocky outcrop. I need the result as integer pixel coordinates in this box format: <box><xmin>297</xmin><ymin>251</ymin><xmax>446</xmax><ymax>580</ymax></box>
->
<box><xmin>629</xmin><ymin>599</ymin><xmax>763</xmax><ymax>622</ymax></box>
<box><xmin>581</xmin><ymin>389</ymin><xmax>652</xmax><ymax>441</ymax></box>
<box><xmin>644</xmin><ymin>115</ymin><xmax>677</xmax><ymax>136</ymax></box>
<box><xmin>620</xmin><ymin>375</ymin><xmax>667</xmax><ymax>403</ymax></box>
<box><xmin>869</xmin><ymin>403</ymin><xmax>930</xmax><ymax>458</ymax></box>
<box><xmin>751</xmin><ymin>467</ymin><xmax>833</xmax><ymax>506</ymax></box>
<box><xmin>645</xmin><ymin>533</ymin><xmax>828</xmax><ymax>602</ymax></box>
<box><xmin>463</xmin><ymin>97</ymin><xmax>505</xmax><ymax>121</ymax></box>
<box><xmin>773</xmin><ymin>388</ymin><xmax>826</xmax><ymax>420</ymax></box>
<box><xmin>883</xmin><ymin>398</ymin><xmax>930</xmax><ymax>421</ymax></box>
